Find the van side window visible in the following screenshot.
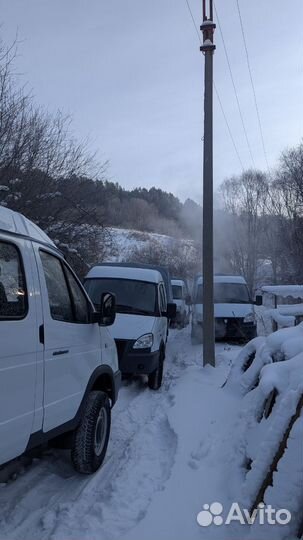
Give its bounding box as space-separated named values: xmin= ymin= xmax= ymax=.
xmin=64 ymin=265 xmax=90 ymax=324
xmin=0 ymin=241 xmax=27 ymax=319
xmin=159 ymin=284 xmax=167 ymax=313
xmin=40 ymin=251 xmax=74 ymax=323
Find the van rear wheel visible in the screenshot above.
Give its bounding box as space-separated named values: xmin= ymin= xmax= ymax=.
xmin=71 ymin=391 xmax=111 ymax=474
xmin=148 ymin=353 xmax=164 ymax=390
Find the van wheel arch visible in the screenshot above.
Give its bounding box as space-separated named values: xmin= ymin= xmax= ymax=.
xmin=84 ymin=365 xmax=116 ymax=407
xmin=91 ymin=373 xmax=113 ymax=404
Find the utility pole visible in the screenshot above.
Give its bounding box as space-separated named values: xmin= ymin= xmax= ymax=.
xmin=201 ymin=0 xmax=216 ymax=367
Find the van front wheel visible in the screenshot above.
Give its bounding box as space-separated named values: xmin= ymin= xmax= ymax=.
xmin=71 ymin=391 xmax=111 ymax=474
xmin=148 ymin=353 xmax=164 ymax=390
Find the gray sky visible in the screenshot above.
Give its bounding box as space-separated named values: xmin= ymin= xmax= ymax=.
xmin=1 ymin=0 xmax=303 ymax=201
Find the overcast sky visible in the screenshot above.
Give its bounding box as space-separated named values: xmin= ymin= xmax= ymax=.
xmin=1 ymin=0 xmax=303 ymax=202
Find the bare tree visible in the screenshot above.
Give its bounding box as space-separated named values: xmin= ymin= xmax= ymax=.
xmin=0 ymin=38 xmax=111 ymax=276
xmin=220 ymin=170 xmax=269 ymax=292
xmin=271 ymin=142 xmax=303 ymax=282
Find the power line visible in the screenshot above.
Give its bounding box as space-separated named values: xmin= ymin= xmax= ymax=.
xmin=214 ymin=2 xmax=256 ymax=169
xmin=235 ymin=0 xmax=270 ymax=172
xmin=184 ymin=0 xmax=244 ymax=172
xmin=185 ymin=0 xmax=201 ymax=43
xmin=214 ymin=82 xmax=244 ymax=171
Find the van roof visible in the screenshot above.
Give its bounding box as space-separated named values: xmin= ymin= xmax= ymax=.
xmin=171 ymin=279 xmax=185 ymax=287
xmin=92 ymin=262 xmax=173 ymax=301
xmin=86 ymin=265 xmax=163 ymax=284
xmin=196 ymin=275 xmax=247 ymax=285
xmin=0 ymin=206 xmax=55 ymax=247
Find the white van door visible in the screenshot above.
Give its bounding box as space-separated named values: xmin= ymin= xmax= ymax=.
xmin=0 ymin=236 xmax=39 ymax=464
xmin=34 ymin=247 xmax=102 ymax=432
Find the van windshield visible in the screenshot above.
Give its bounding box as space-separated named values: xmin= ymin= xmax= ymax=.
xmin=215 ymin=283 xmax=251 ymax=303
xmin=195 ymin=283 xmax=251 ymax=304
xmin=172 ymin=285 xmax=183 ymax=300
xmin=84 ymin=278 xmax=157 ymax=316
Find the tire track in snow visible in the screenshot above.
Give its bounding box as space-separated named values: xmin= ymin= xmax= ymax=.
xmin=42 ymin=352 xmax=182 ymax=540
xmin=45 ymin=414 xmax=177 ymax=540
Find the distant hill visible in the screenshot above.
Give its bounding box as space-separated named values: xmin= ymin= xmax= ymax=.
xmin=101 ymin=227 xmax=201 ymax=280
xmin=0 ymin=170 xmax=202 ymax=278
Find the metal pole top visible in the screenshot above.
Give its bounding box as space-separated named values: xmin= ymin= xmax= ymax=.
xmin=200 ymin=3 xmax=216 ymax=53
xmin=203 ymin=0 xmax=214 ymax=22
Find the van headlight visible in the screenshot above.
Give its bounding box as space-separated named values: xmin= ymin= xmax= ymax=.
xmin=244 ymin=312 xmax=255 ymax=323
xmin=133 ymin=333 xmax=153 ymax=349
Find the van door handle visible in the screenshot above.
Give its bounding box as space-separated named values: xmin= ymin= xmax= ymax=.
xmin=53 ymin=350 xmax=69 ymax=356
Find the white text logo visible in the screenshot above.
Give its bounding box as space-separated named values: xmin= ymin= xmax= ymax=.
xmin=197 ymin=502 xmax=291 ymax=527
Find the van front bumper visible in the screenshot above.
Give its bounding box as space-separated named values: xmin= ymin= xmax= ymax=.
xmin=215 ymin=318 xmax=257 ymax=341
xmin=114 ymin=339 xmax=160 ymax=375
xmin=192 ymin=319 xmax=256 ymax=342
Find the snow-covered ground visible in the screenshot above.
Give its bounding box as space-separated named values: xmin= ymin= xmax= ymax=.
xmin=1 ymin=326 xmax=300 ymax=540
xmin=0 ymin=329 xmax=243 ymax=540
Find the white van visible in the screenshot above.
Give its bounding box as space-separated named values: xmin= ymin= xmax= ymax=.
xmin=171 ymin=279 xmax=191 ymax=327
xmin=0 ymin=207 xmax=120 ymax=474
xmin=191 ymin=275 xmax=258 ymax=343
xmin=84 ymin=265 xmax=176 ymax=390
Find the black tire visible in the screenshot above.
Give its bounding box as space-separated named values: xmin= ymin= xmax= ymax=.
xmin=71 ymin=391 xmax=111 ymax=474
xmin=148 ymin=353 xmax=164 ymax=390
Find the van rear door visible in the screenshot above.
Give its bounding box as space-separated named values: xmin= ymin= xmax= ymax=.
xmin=0 ymin=236 xmax=39 ymax=464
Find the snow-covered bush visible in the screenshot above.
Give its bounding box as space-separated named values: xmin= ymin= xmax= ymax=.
xmin=225 ymin=337 xmax=270 ymax=396
xmin=225 ymin=325 xmax=303 ymax=539
xmin=226 ymin=323 xmax=303 ymax=396
xmin=240 ymin=356 xmax=303 ymax=539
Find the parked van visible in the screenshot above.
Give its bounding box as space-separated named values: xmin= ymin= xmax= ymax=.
xmin=191 ymin=275 xmax=257 ymax=343
xmin=0 ymin=207 xmax=120 ymax=474
xmin=84 ymin=265 xmax=176 ymax=390
xmin=171 ymin=279 xmax=191 ymax=327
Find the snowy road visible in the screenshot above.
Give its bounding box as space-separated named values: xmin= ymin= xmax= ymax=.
xmin=0 ymin=329 xmax=242 ymax=540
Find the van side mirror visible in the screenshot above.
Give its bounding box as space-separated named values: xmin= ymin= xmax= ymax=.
xmin=100 ymin=292 xmax=116 ymax=326
xmin=255 ymin=295 xmax=263 ymax=306
xmin=185 ymin=295 xmax=192 ymax=306
xmin=164 ymin=302 xmax=177 ymax=319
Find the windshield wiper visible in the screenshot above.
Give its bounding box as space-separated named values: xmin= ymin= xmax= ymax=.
xmin=116 ymin=304 xmax=153 ymax=316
